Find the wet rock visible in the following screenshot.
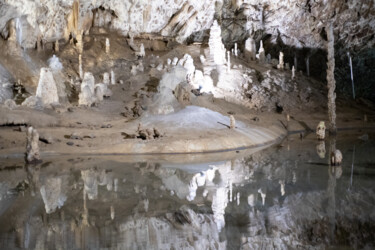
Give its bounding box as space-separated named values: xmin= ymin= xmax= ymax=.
xmin=66 ymin=141 xmax=74 ymax=146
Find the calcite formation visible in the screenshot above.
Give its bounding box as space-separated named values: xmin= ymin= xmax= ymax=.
xmin=258 ymin=40 xmax=265 ymax=63
xmin=26 ymin=126 xmax=40 ymax=163
xmin=316 ymin=121 xmax=326 ymax=140
xmin=277 ymin=52 xmax=284 ymax=70
xmin=79 ymin=72 xmax=96 ymax=106
xmin=330 ymin=149 xmax=343 ymax=166
xmin=36 ymin=68 xmax=59 ymax=106
xmin=229 ymin=115 xmax=235 ymax=129
xmin=244 ymin=38 xmax=256 ymax=61
xmin=208 ymin=21 xmax=226 ymax=65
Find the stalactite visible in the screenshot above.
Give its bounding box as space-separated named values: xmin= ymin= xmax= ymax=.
xmin=326 ymin=22 xmax=337 ymax=134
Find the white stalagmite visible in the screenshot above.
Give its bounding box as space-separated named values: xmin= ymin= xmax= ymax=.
xmin=229 ymin=115 xmax=235 ymax=129
xmin=316 ymin=121 xmax=326 ymax=140
xmin=227 ymin=51 xmax=230 ymax=72
xmin=258 ymin=40 xmax=265 ymax=63
xmin=292 ymin=66 xmax=296 ymax=79
xmin=244 ymin=38 xmax=256 ymax=61
xmin=36 ymin=68 xmax=59 ymax=106
xmin=277 ymin=52 xmax=284 ymax=70
xmin=103 ymin=72 xmax=110 ymax=85
xmin=26 ymin=126 xmax=40 ymax=163
xmin=136 ymin=43 xmax=145 ymax=58
xmin=111 ymin=70 xmax=115 ymax=85
xmin=79 ymin=54 xmax=83 ymax=79
xmin=79 ymin=72 xmax=96 ymax=106
xmin=208 ymin=20 xmax=226 ymax=65
xmin=105 ymin=38 xmax=110 ymax=54
xmin=234 ymin=43 xmax=238 ymax=56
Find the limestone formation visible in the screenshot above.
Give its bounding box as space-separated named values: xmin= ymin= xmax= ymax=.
xmin=79 ymin=54 xmax=83 ymax=79
xmin=111 ymin=70 xmax=115 ymax=85
xmin=292 ymin=66 xmax=295 ymax=79
xmin=330 ymin=149 xmax=343 ymax=166
xmin=136 ymin=43 xmax=145 ymax=58
xmin=258 ymin=40 xmax=265 ymax=63
xmin=182 ymin=54 xmax=195 ymax=82
xmin=208 ymin=20 xmax=226 ymax=65
xmin=277 ymin=52 xmax=284 ymax=70
xmin=103 ymin=72 xmax=110 ymax=85
xmin=229 ymin=115 xmax=235 ymax=129
xmin=244 ymin=38 xmax=256 ymax=61
xmin=316 ymin=121 xmax=326 ymax=140
xmin=36 ymin=68 xmax=59 ymax=106
xmin=105 ymin=38 xmax=110 ymax=54
xmin=79 ymin=72 xmax=96 ymax=106
xmin=234 ymin=43 xmax=238 ymax=57
xmin=55 ymin=40 xmax=59 ymax=52
xmin=326 ymin=22 xmax=337 ymax=134
xmin=26 ymin=126 xmax=40 ymax=163
xmin=227 ymin=51 xmax=230 ymax=72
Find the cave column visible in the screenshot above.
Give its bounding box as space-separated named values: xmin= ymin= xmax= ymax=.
xmin=326 ymin=22 xmax=337 ymax=134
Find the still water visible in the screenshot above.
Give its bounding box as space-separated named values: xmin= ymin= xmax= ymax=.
xmin=0 ymin=133 xmax=374 ymax=249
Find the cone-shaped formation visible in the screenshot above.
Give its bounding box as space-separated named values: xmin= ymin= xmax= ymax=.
xmin=36 ymin=68 xmax=59 ymax=106
xmin=258 ymin=40 xmax=265 ymax=63
xmin=209 ymin=20 xmax=226 ymax=65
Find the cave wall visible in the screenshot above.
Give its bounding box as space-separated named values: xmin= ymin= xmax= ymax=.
xmin=0 ymin=0 xmax=374 ymax=101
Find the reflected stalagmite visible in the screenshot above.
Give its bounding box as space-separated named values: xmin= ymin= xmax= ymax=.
xmin=26 ymin=127 xmax=40 ymax=163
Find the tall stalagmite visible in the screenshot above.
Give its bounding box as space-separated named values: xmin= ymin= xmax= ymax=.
xmin=326 ymin=22 xmax=337 ymax=134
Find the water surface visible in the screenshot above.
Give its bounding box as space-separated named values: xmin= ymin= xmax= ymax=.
xmin=0 ymin=133 xmax=374 ymax=249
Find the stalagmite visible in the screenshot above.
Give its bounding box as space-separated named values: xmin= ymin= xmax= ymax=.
xmin=55 ymin=40 xmax=59 ymax=52
xmin=316 ymin=121 xmax=326 ymax=140
xmin=277 ymin=52 xmax=284 ymax=70
xmin=258 ymin=40 xmax=265 ymax=63
xmin=103 ymin=72 xmax=110 ymax=85
xmin=136 ymin=43 xmax=145 ymax=58
xmin=111 ymin=70 xmax=115 ymax=85
xmin=244 ymin=38 xmax=256 ymax=61
xmin=229 ymin=115 xmax=235 ymax=129
xmin=105 ymin=38 xmax=110 ymax=54
xmin=234 ymin=43 xmax=238 ymax=56
xmin=227 ymin=51 xmax=230 ymax=72
xmin=208 ymin=20 xmax=226 ymax=65
xmin=331 ymin=149 xmax=343 ymax=166
xmin=326 ymin=22 xmax=337 ymax=134
xmin=292 ymin=66 xmax=295 ymax=79
xmin=36 ymin=68 xmax=59 ymax=106
xmin=26 ymin=127 xmax=40 ymax=163
xmin=79 ymin=54 xmax=83 ymax=79
xmin=79 ymin=72 xmax=96 ymax=106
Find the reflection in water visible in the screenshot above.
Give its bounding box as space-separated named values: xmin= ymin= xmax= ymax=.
xmin=0 ymin=134 xmax=375 ymax=249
